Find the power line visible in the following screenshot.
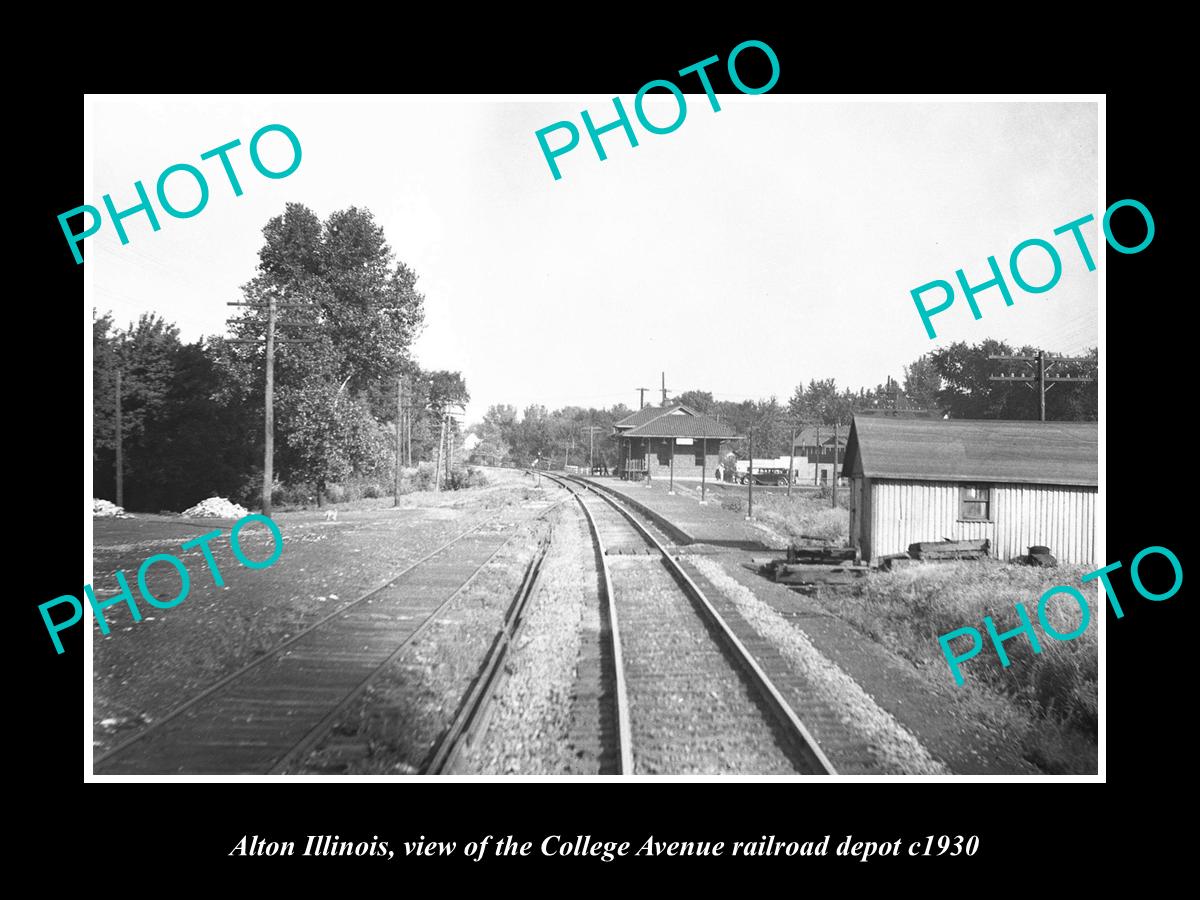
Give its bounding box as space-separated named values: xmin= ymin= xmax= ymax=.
xmin=988 ymin=350 xmax=1095 ymax=421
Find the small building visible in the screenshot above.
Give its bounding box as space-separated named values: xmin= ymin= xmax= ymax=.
xmin=791 ymin=425 xmax=849 ymax=486
xmin=841 ymin=416 xmax=1098 ymax=565
xmin=613 ymin=404 xmax=738 ymax=480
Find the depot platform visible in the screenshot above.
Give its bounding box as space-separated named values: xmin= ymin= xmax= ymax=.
xmin=579 ymin=475 xmax=771 ymax=550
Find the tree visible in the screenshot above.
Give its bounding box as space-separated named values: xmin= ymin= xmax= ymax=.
xmin=221 ymin=204 xmax=429 ymax=495
xmin=286 ymin=381 xmax=383 ymax=502
xmin=751 ymin=396 xmax=789 ymax=456
xmin=928 ymin=339 xmax=1023 ymax=419
xmin=903 ymin=354 xmax=942 ymax=411
xmin=93 ymin=312 xmax=250 ymax=510
xmin=924 ymin=340 xmax=1097 ymax=420
xmin=787 ymin=383 xmax=805 ymax=419
xmin=673 ymin=390 xmax=714 ymax=412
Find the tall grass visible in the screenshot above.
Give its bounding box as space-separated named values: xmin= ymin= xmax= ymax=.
xmin=744 ymin=489 xmax=849 ymax=544
xmin=839 ymin=560 xmax=1097 ymax=773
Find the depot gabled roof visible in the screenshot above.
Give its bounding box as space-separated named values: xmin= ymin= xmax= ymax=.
xmin=613 ymin=404 xmax=689 ymax=430
xmin=842 ymin=416 xmax=1097 ymax=486
xmin=622 ymin=406 xmax=739 ymax=440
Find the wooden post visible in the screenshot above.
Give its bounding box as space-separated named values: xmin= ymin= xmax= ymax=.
xmin=645 ymin=440 xmax=651 ymax=486
xmin=263 ymin=292 xmax=276 ymax=517
xmin=1038 ymin=349 xmax=1046 ymax=422
xmin=814 ymin=424 xmax=821 ymax=485
xmin=115 ymin=366 xmax=124 ymax=508
xmin=668 ymin=438 xmax=675 ymax=493
xmin=787 ymin=425 xmax=795 ymax=499
xmin=746 ymin=428 xmax=754 ymax=520
xmin=398 ymin=379 xmax=408 ymax=508
xmin=832 ymin=422 xmax=840 ymax=509
xmin=433 ymin=413 xmax=447 ymax=492
xmin=700 ymin=438 xmax=707 ymax=504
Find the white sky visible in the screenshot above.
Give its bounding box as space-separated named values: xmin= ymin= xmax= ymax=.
xmin=87 ymin=96 xmax=1098 ymax=424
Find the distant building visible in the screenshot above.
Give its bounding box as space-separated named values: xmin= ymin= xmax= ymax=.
xmin=840 ymin=416 xmax=1098 ymax=565
xmin=613 ymin=404 xmax=738 ymax=480
xmin=791 ymin=426 xmax=849 ymax=486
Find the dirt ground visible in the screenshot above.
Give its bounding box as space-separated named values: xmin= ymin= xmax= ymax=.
xmin=91 ymin=470 xmax=554 ymax=753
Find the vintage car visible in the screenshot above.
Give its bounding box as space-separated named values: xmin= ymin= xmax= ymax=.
xmin=740 ymin=467 xmax=790 ymax=486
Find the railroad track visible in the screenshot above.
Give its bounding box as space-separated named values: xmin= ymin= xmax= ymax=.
xmin=94 ymin=502 xmax=562 ymax=775
xmin=543 ymin=472 xmax=836 ymax=775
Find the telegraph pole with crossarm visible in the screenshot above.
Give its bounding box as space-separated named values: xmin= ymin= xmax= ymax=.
xmin=226 ymin=288 xmax=319 ymax=516
xmin=988 ymin=350 xmax=1095 ymax=421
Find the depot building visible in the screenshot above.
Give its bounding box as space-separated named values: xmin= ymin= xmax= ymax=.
xmin=612 ymin=404 xmax=739 ymax=480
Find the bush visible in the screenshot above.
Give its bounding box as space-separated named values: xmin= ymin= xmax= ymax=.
xmin=840 ymin=560 xmax=1097 ymax=772
xmin=275 ymin=483 xmax=314 ymax=507
xmin=411 ymin=464 xmax=436 ymax=492
xmin=721 ymin=497 xmax=744 ymax=513
xmin=445 ymin=466 xmax=489 ymax=491
xmin=362 ymin=483 xmax=382 ymax=499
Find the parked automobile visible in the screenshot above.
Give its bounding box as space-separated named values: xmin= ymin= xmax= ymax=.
xmin=740 ymin=467 xmax=790 ymax=486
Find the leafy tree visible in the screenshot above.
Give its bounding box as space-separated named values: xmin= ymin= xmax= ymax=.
xmin=903 ymin=354 xmax=942 ymax=410
xmin=222 ymin=204 xmax=428 ymax=494
xmin=786 ymin=383 xmax=805 ymax=419
xmin=925 ymin=340 xmax=1097 ymax=420
xmin=673 ymin=390 xmax=714 ymax=412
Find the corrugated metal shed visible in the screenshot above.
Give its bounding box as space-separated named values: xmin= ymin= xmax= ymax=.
xmin=843 ymin=417 xmax=1097 ymax=486
xmin=864 ymin=480 xmax=1096 ymax=564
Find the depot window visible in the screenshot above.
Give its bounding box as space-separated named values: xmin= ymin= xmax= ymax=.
xmin=959 ymin=486 xmax=991 ymax=521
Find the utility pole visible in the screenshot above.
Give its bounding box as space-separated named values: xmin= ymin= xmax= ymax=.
xmin=637 ymin=387 xmax=649 ymax=409
xmin=581 ymin=425 xmax=604 ymax=474
xmin=988 ymin=351 xmax=1095 ymax=421
xmin=227 ymin=290 xmax=318 ymax=516
xmin=394 ymin=376 xmax=402 ymax=506
xmin=433 ymin=413 xmax=447 ymax=492
xmin=263 ymin=292 xmax=275 ymax=516
xmin=114 ymin=366 xmax=123 ymax=508
xmin=814 ymin=424 xmax=821 ymax=486
xmin=787 ymin=425 xmax=796 ymax=499
xmin=746 ymin=428 xmax=754 ymax=520
xmin=405 ymin=387 xmax=413 ymax=467
xmin=832 ymin=422 xmax=840 ymax=510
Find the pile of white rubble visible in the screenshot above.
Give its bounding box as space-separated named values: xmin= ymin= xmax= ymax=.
xmin=181 ymin=497 xmax=251 ymax=518
xmin=93 ymin=498 xmax=132 ymax=518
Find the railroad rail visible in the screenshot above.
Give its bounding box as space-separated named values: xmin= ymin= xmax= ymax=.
xmin=94 ymin=503 xmax=562 ymax=775
xmin=542 ymin=471 xmax=836 ymax=775
xmin=423 ymin=532 xmax=552 ymax=774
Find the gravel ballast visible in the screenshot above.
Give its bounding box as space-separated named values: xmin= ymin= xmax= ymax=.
xmin=689 ymin=556 xmax=947 ymax=775
xmin=463 ymin=505 xmax=589 ymax=775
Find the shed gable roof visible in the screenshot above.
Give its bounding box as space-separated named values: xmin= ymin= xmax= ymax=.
xmin=843 ymin=416 xmax=1097 ymax=486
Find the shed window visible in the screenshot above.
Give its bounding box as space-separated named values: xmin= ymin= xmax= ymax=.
xmin=959 ymin=486 xmax=991 ymax=521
